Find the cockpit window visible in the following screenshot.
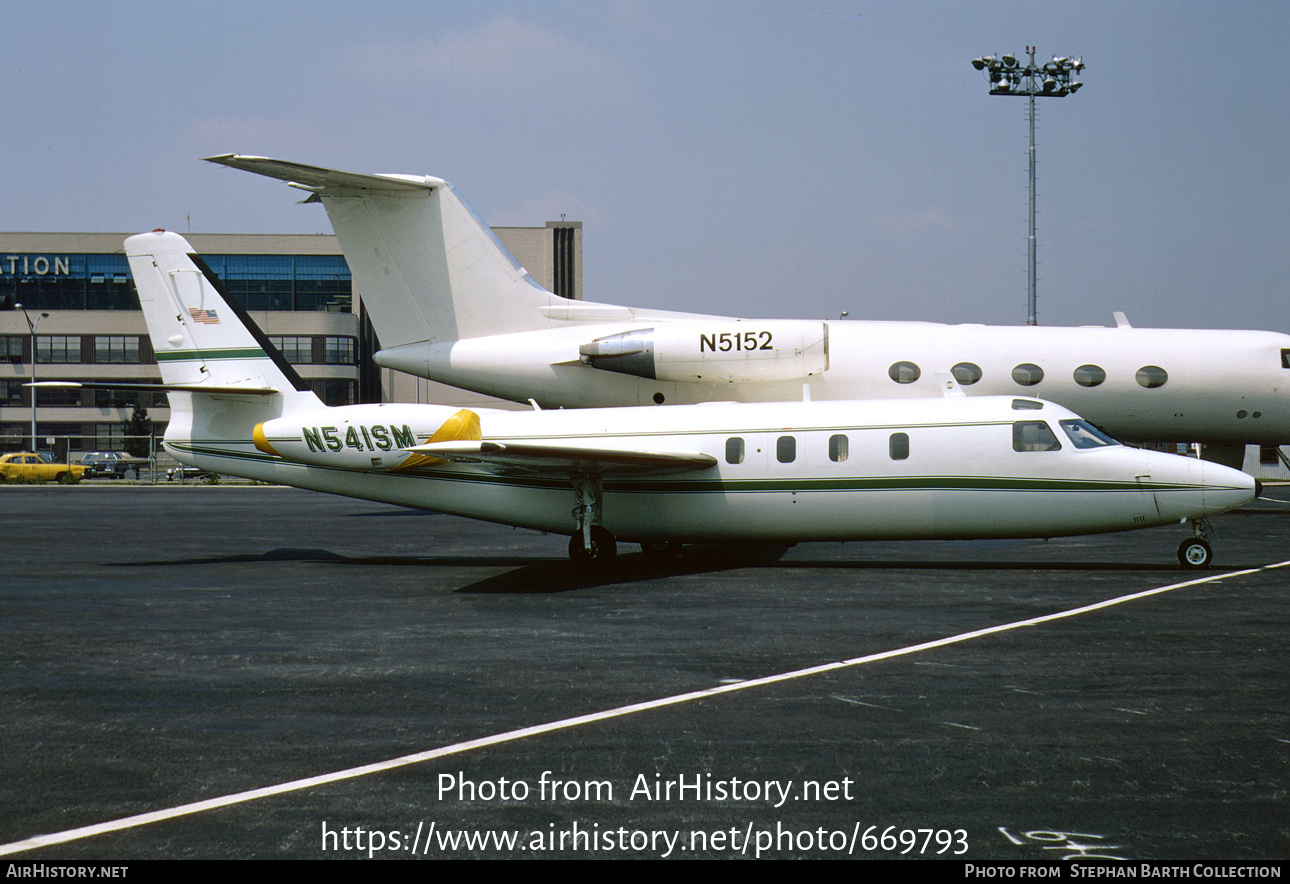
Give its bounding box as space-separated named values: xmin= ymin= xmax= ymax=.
xmin=1059 ymin=419 xmax=1118 ymax=449
xmin=1281 ymin=348 xmax=1289 ymax=369
xmin=1013 ymin=421 xmax=1062 ymax=452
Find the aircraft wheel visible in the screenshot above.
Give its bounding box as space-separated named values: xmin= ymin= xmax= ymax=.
xmin=569 ymin=526 xmax=617 ymax=566
xmin=1178 ymin=538 xmax=1212 ymax=569
xmin=640 ymin=540 xmax=681 ymax=559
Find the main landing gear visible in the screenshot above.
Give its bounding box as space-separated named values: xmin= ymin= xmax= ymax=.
xmin=569 ymin=525 xmax=617 ymax=565
xmin=569 ymin=473 xmax=617 ymax=566
xmin=1177 ymin=517 xmax=1214 ymax=569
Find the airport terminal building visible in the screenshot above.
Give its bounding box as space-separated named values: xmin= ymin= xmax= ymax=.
xmin=0 ymin=224 xmax=581 ymax=454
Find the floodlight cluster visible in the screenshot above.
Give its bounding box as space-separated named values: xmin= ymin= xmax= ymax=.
xmin=969 ymin=45 xmax=1085 ymax=325
xmin=972 ymin=47 xmax=1084 ymax=97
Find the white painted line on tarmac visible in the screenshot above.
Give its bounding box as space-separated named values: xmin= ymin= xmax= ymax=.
xmin=4 ymin=557 xmax=1287 ymax=856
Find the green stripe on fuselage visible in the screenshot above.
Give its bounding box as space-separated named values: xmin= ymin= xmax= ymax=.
xmin=155 ymin=348 xmax=267 ymax=362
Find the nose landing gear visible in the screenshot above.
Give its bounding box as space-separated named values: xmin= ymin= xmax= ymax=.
xmin=1178 ymin=517 xmax=1214 ymax=569
xmin=1177 ymin=537 xmax=1212 ymax=569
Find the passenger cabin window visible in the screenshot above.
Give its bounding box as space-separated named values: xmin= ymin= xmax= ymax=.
xmin=1282 ymin=349 xmax=1290 ymax=369
xmin=725 ymin=437 xmax=744 ymax=464
xmin=1013 ymin=421 xmax=1062 ymax=452
xmin=1072 ymin=364 xmax=1106 ymax=387
xmin=829 ymin=434 xmax=849 ymax=462
xmin=1136 ymin=365 xmax=1168 ymax=388
xmin=951 ymin=362 xmax=982 ymax=385
xmin=1060 ymin=419 xmax=1118 ymax=449
xmin=889 ymin=432 xmax=909 ymax=460
xmin=777 ymin=435 xmax=796 ymax=463
xmin=1012 ymin=363 xmax=1044 ymax=386
xmin=888 ymin=361 xmax=921 ymax=384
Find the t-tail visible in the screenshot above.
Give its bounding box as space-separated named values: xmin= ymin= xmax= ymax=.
xmin=203 ymin=155 xmax=577 ymax=347
xmin=203 ymin=155 xmax=711 ymax=362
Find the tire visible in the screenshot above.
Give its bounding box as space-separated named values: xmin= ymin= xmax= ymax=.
xmin=1178 ymin=538 xmax=1212 ymax=569
xmin=569 ymin=526 xmax=617 ymax=566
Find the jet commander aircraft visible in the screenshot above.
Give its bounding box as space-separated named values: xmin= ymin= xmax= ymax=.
xmin=45 ymin=231 xmax=1253 ymax=569
xmin=206 ymin=155 xmax=1290 ymax=471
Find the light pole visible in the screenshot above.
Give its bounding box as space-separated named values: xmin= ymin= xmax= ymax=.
xmin=16 ymin=303 xmax=49 ymax=451
xmin=972 ymin=47 xmax=1084 ymax=326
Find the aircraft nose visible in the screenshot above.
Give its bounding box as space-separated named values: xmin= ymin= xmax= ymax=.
xmin=1197 ymin=458 xmax=1258 ymax=515
xmin=1148 ymin=452 xmax=1255 ymax=522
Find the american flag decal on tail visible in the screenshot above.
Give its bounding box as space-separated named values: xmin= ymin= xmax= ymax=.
xmin=188 ymin=307 xmax=220 ymax=324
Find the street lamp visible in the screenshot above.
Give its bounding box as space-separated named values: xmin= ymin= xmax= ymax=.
xmin=15 ymin=303 xmax=49 ymax=451
xmin=971 ymin=47 xmax=1084 ymax=326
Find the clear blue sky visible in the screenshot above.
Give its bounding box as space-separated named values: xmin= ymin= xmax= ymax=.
xmin=4 ymin=1 xmax=1286 ymax=330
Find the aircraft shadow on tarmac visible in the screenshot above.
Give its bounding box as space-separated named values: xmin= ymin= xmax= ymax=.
xmin=454 ymin=551 xmax=1232 ymax=594
xmin=111 ymin=542 xmax=1220 ymax=595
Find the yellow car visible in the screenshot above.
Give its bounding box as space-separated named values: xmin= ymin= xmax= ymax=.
xmin=0 ymin=452 xmax=87 ymax=483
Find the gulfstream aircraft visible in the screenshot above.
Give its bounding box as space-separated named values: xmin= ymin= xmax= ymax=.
xmin=64 ymin=230 xmax=1253 ymax=569
xmin=205 ymin=155 xmax=1290 ymax=470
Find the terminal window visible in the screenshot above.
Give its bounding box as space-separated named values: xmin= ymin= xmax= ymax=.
xmin=37 ymin=335 xmax=81 ymax=363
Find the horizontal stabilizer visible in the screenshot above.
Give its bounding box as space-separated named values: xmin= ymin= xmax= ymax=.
xmin=409 ymin=440 xmax=717 ymax=476
xmin=29 ymin=381 xmax=279 ymax=396
xmin=204 ymin=155 xmax=439 ymax=194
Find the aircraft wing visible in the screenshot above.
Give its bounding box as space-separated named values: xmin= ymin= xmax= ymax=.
xmin=408 ymin=440 xmax=717 ymax=476
xmin=204 ymin=155 xmax=436 ymax=194
xmin=28 ymin=381 xmax=279 ymax=395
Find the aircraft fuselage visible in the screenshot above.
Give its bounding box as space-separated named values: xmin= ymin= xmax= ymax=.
xmin=374 ymin=320 xmax=1290 ymax=446
xmin=168 ymin=395 xmax=1253 ymax=544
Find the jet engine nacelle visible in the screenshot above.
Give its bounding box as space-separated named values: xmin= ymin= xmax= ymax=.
xmin=578 ymin=321 xmax=829 ymax=383
xmin=251 ymin=404 xmax=480 ymax=471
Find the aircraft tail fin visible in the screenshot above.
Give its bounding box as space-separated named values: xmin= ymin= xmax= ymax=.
xmin=204 ymin=155 xmax=565 ymax=347
xmin=125 ymin=230 xmax=322 ymax=412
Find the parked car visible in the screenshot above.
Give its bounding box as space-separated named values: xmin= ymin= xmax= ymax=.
xmin=79 ymin=451 xmax=129 ymax=478
xmin=0 ymin=452 xmax=87 ymax=483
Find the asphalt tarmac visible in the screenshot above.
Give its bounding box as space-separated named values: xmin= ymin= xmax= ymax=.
xmin=1 ymin=485 xmax=1286 ymax=860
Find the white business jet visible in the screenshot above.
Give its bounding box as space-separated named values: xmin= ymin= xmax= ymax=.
xmin=51 ymin=231 xmax=1254 ymax=569
xmin=205 ymin=155 xmax=1290 ymax=471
